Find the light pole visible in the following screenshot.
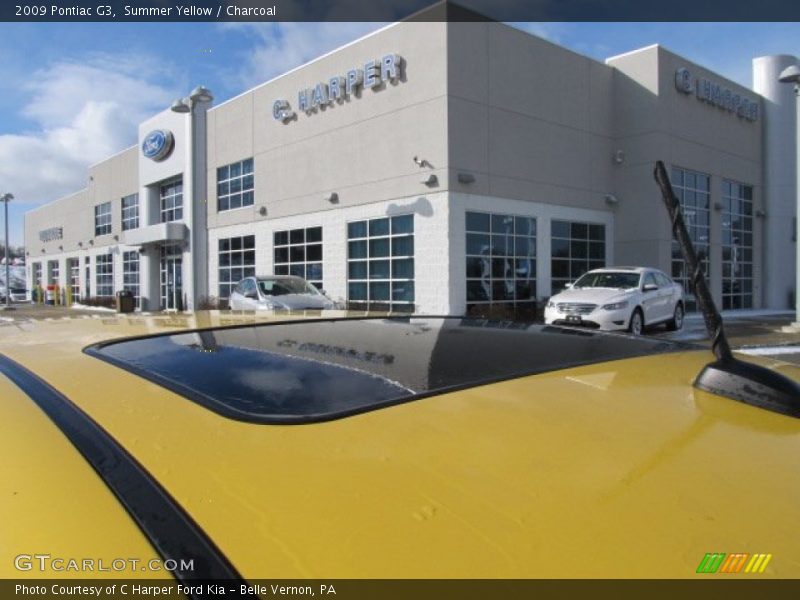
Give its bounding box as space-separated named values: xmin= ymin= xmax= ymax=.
xmin=170 ymin=86 xmax=213 ymax=312
xmin=0 ymin=192 xmax=13 ymax=310
xmin=778 ymin=64 xmax=800 ymax=327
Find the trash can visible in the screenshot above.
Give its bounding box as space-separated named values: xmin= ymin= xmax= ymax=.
xmin=116 ymin=290 xmax=135 ymax=313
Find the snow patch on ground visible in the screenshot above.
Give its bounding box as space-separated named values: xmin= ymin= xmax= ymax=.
xmin=737 ymin=345 xmax=800 ymax=356
xmin=70 ymin=303 xmax=117 ymax=313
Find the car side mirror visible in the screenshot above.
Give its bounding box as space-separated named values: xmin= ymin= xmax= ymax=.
xmin=643 ymin=283 xmax=658 ymax=292
xmin=564 ymin=282 xmax=573 ymax=289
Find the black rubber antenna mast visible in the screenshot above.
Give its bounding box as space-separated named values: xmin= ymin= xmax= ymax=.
xmin=654 ymin=160 xmax=799 ymax=417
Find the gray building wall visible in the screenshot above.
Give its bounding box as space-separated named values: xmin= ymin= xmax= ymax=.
xmin=207 ymin=21 xmax=449 ymax=228
xmin=608 ymin=46 xmax=763 ymax=307
xmin=446 ymin=21 xmax=614 ymax=210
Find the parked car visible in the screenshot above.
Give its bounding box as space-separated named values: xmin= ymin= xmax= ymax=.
xmin=0 ymin=286 xmax=27 ymax=303
xmin=544 ymin=267 xmax=684 ymax=334
xmin=228 ymin=275 xmax=337 ymax=311
xmin=0 ymin=314 xmax=798 ymax=582
xmin=0 ymin=265 xmax=27 ymax=303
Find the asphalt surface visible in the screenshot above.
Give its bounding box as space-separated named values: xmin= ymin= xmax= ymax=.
xmin=2 ymin=303 xmax=799 ymax=365
xmin=651 ymin=312 xmax=800 ymax=365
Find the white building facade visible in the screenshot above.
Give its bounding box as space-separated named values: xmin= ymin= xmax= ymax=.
xmin=24 ymin=21 xmax=799 ymax=316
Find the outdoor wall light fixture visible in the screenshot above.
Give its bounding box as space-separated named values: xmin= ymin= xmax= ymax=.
xmin=714 ymin=201 xmax=725 ymax=211
xmin=170 ymin=98 xmax=191 ymax=113
xmin=258 ymin=206 xmax=268 ymax=216
xmin=422 ymin=174 xmax=438 ymax=187
xmin=755 ymin=209 xmax=767 ymax=218
xmin=612 ymin=150 xmax=625 ymax=165
xmin=325 ymin=192 xmax=339 ymax=204
xmin=171 ymin=86 xmax=214 ymax=114
xmin=78 ymin=242 xmax=83 ymax=247
xmin=457 ymin=172 xmax=476 ymax=184
xmin=413 ymin=156 xmax=432 ymax=168
xmin=604 ymin=194 xmax=619 ymax=206
xmin=189 ymin=86 xmax=214 ymax=103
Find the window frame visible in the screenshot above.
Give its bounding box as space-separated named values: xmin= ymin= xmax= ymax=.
xmin=346 ymin=214 xmax=415 ymax=312
xmin=670 ymin=166 xmax=711 ymax=312
xmin=273 ymin=226 xmax=323 ymax=289
xmin=159 ymin=178 xmax=183 ymax=223
xmin=217 ymin=158 xmax=255 ymax=212
xmin=94 ymin=202 xmax=112 ymax=236
xmin=550 ymin=219 xmax=606 ymax=295
xmin=122 ymin=250 xmax=141 ymax=309
xmin=95 ymin=253 xmax=114 ymax=298
xmin=218 ymin=235 xmax=256 ymax=302
xmin=121 ymin=193 xmax=139 ymax=231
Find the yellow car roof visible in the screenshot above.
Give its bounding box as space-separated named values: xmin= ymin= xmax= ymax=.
xmin=2 ymin=314 xmax=799 ymax=579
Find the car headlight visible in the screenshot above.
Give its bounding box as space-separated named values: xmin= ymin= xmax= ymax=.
xmin=602 ymin=301 xmax=629 ymax=311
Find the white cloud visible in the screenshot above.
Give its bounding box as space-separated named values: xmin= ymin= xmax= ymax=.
xmin=222 ymin=22 xmax=386 ymax=90
xmin=508 ymin=22 xmax=566 ymax=45
xmin=0 ymin=53 xmax=180 ymax=205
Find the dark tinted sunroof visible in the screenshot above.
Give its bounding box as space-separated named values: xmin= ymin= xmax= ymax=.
xmin=86 ymin=317 xmax=684 ymax=424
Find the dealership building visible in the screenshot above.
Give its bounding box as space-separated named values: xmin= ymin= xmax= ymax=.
xmin=24 ymin=19 xmax=799 ymax=315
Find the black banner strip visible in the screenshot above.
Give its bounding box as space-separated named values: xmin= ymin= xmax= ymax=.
xmin=2 ymin=0 xmax=799 ymax=23
xmin=0 ymin=354 xmax=254 ymax=598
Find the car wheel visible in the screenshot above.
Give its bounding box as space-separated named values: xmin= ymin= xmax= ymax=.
xmin=628 ymin=308 xmax=644 ymax=336
xmin=667 ymin=302 xmax=684 ymax=331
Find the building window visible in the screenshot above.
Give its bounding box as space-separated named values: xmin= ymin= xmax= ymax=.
xmin=123 ymin=251 xmax=140 ymax=309
xmin=121 ymin=193 xmax=139 ymax=231
xmin=551 ymin=220 xmax=606 ymax=295
xmin=32 ymin=262 xmax=42 ymax=288
xmin=47 ymin=260 xmax=59 ymax=285
xmin=94 ymin=202 xmax=112 ymax=236
xmin=347 ymin=214 xmax=414 ymax=312
xmin=160 ymin=178 xmax=183 ymax=223
xmin=218 ymin=235 xmax=256 ymax=302
xmin=217 ymin=158 xmax=254 ymax=212
xmin=670 ymin=167 xmax=710 ymax=312
xmin=722 ymin=180 xmax=754 ymax=310
xmin=95 ymin=254 xmax=114 ymax=298
xmin=465 ymin=212 xmax=537 ymax=317
xmin=67 ymin=258 xmax=80 ymax=301
xmin=274 ymin=226 xmax=323 ymax=289
xmin=84 ymin=257 xmax=91 ymax=298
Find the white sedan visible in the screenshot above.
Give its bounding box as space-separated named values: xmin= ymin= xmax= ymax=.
xmin=229 ymin=275 xmax=337 ymax=311
xmin=544 ymin=267 xmax=684 ymax=335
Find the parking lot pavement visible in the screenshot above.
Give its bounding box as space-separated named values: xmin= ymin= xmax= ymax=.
xmin=0 ymin=303 xmax=115 ymax=321
xmin=3 ymin=304 xmax=799 ymax=366
xmin=652 ymin=312 xmax=800 ymax=366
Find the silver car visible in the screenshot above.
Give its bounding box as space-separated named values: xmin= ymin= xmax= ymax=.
xmin=228 ymin=275 xmax=337 ymax=311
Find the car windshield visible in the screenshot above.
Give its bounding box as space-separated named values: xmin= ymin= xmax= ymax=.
xmin=572 ymin=272 xmax=641 ymax=290
xmin=258 ymin=278 xmax=319 ymax=296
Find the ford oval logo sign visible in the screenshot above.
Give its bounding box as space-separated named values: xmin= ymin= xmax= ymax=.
xmin=142 ymin=129 xmax=174 ymax=161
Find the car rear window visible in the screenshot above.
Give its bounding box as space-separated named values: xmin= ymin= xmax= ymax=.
xmin=86 ymin=317 xmax=685 ymax=424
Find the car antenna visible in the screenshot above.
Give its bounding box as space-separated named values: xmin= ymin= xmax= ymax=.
xmin=653 ymin=160 xmax=799 ymax=417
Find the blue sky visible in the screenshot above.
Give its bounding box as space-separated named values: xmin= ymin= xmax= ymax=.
xmin=0 ymin=21 xmax=797 ymax=246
